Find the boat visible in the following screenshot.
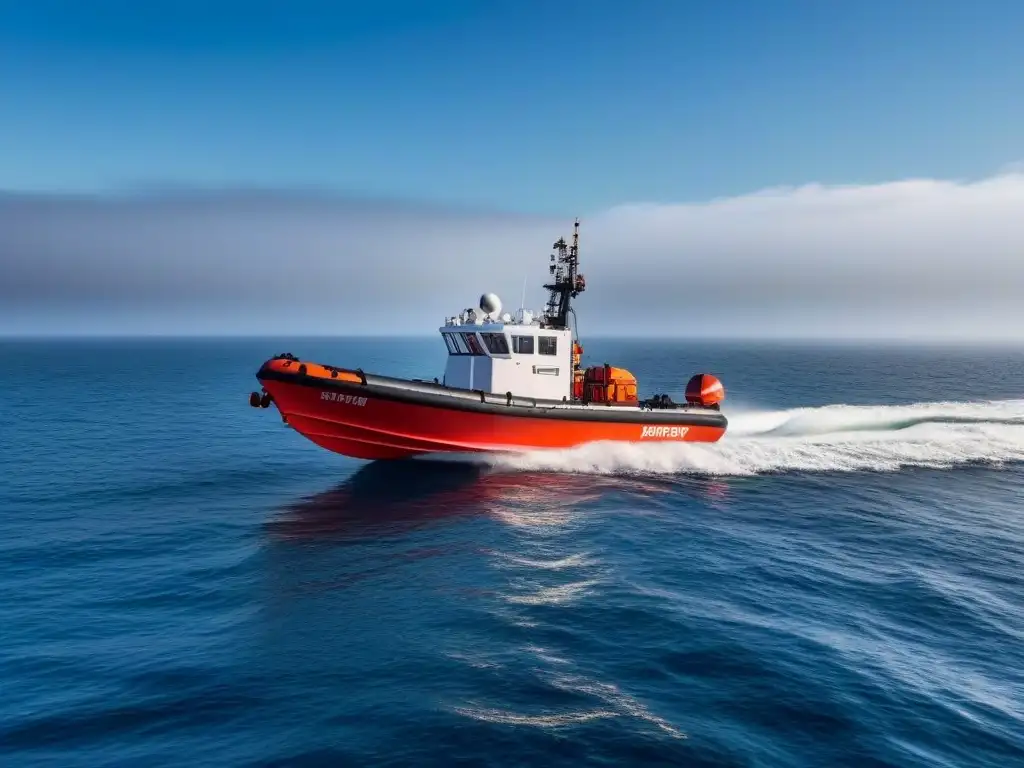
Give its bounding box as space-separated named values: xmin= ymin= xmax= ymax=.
xmin=249 ymin=219 xmax=727 ymax=460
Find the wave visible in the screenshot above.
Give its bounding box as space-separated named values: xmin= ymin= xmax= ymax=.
xmin=479 ymin=399 xmax=1024 ymax=476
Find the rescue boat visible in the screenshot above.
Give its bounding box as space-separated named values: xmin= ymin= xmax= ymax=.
xmin=250 ymin=220 xmax=727 ymax=460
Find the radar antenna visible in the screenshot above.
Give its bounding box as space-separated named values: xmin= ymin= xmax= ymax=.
xmin=541 ymin=218 xmax=586 ymax=329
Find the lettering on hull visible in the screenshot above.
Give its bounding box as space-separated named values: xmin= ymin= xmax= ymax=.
xmin=640 ymin=425 xmax=690 ymax=439
xmin=321 ymin=391 xmax=368 ymax=406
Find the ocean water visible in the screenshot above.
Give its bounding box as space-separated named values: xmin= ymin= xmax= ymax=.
xmin=2 ymin=337 xmax=1024 ymax=767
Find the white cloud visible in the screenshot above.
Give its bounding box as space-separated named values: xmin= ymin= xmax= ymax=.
xmin=2 ymin=171 xmax=1024 ymax=339
xmin=583 ymin=172 xmax=1024 ymax=339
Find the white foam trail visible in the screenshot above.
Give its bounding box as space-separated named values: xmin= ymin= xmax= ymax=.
xmin=452 ymin=705 xmax=617 ymax=728
xmin=548 ymin=674 xmax=687 ymax=739
xmin=496 ymin=552 xmax=596 ymax=570
xmin=481 ymin=399 xmax=1024 ymax=476
xmin=505 ymin=579 xmax=601 ymax=606
xmin=523 ymin=644 xmax=571 ymax=665
xmin=489 ymin=507 xmax=580 ymax=528
xmin=451 ymin=678 xmax=685 ymax=738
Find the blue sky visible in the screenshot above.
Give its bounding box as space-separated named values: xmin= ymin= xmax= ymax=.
xmin=3 ymin=1 xmax=1024 ymax=339
xmin=2 ymin=0 xmax=1022 ymax=213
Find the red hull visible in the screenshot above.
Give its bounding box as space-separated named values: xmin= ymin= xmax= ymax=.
xmin=256 ymin=359 xmax=727 ymax=461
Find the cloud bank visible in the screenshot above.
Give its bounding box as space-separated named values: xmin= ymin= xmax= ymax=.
xmin=2 ymin=172 xmax=1024 ymax=339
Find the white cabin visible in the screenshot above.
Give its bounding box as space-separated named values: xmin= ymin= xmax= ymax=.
xmin=439 ymin=307 xmax=574 ymax=401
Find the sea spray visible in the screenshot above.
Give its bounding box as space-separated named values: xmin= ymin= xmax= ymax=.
xmin=445 ymin=399 xmax=1024 ymax=476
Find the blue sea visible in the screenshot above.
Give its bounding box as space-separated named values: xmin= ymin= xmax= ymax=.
xmin=3 ymin=337 xmax=1024 ymax=767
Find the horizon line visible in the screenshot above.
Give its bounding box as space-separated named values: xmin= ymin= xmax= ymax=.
xmin=3 ymin=332 xmax=1024 ymax=348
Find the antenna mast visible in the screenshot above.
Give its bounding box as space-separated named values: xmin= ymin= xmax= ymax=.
xmin=542 ymin=218 xmax=585 ymax=329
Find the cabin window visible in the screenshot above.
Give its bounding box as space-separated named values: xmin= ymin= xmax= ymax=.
xmin=462 ymin=332 xmax=485 ymax=355
xmin=538 ymin=336 xmax=558 ymax=356
xmin=452 ymin=333 xmax=471 ymax=354
xmin=512 ymin=335 xmax=534 ymax=354
xmin=442 ymin=332 xmax=460 ymax=355
xmin=481 ymin=332 xmax=510 ymax=355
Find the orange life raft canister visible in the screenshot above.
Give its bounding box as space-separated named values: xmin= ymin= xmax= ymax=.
xmin=584 ymin=365 xmax=638 ymax=404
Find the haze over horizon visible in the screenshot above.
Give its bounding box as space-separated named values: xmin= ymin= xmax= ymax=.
xmin=2 ymin=1 xmax=1023 ymax=340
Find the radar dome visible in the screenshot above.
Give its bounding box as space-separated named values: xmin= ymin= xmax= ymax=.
xmin=479 ymin=292 xmax=502 ymax=319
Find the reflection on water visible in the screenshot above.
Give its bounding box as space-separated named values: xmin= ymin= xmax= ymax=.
xmin=265 ymin=460 xmax=486 ymax=541
xmin=265 ymin=460 xmax=719 ymax=541
xmin=254 ymin=458 xmax=737 ymax=748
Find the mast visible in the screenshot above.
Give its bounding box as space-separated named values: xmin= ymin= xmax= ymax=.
xmin=541 ymin=218 xmax=586 ymax=329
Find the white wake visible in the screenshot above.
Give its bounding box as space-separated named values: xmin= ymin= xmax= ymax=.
xmin=481 ymin=399 xmax=1024 ymax=476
